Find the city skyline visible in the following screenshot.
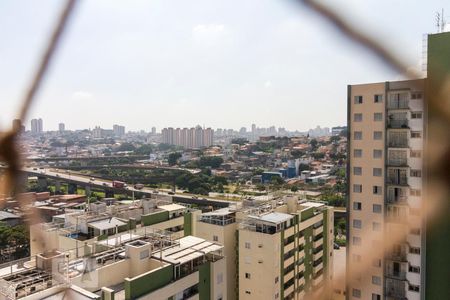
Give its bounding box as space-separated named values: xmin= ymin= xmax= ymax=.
xmin=1 ymin=1 xmax=447 ymax=131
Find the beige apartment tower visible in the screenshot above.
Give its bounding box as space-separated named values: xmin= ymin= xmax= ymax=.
xmin=347 ymin=79 xmax=425 ymax=300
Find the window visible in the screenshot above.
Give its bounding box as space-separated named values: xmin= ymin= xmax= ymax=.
xmin=372 ymin=294 xmax=381 ymax=300
xmin=372 ymin=222 xmax=381 ymax=231
xmin=373 ymin=204 xmax=382 ymax=213
xmin=410 ymin=228 xmax=421 ymax=235
xmin=410 ymin=150 xmax=422 ymax=158
xmin=353 ymin=167 xmax=362 ymax=175
xmin=409 ymin=265 xmax=420 ymax=273
xmin=372 ymin=276 xmax=381 ymax=285
xmin=244 ymin=256 xmax=251 ymax=264
xmin=410 ymin=189 xmax=421 ymax=196
xmin=245 ymin=242 xmax=251 ymax=249
xmin=411 ymin=92 xmax=423 ymax=99
xmin=374 ymin=112 xmax=383 ymax=121
xmin=275 ymin=276 xmax=279 ymax=283
xmin=354 ymin=149 xmax=362 ymax=157
xmin=245 ymin=272 xmax=251 ymax=279
xmin=275 ymin=292 xmax=279 ymax=299
xmin=411 ymin=131 xmax=422 ymax=138
xmin=354 ymin=113 xmax=363 ymax=122
xmin=410 ymin=169 xmax=422 ymax=177
xmin=245 ymin=291 xmax=251 ymax=295
xmin=373 ymin=131 xmax=383 ymax=140
xmin=373 ymin=186 xmax=382 ymax=195
xmin=373 ymin=149 xmax=382 ymax=158
xmin=354 ymin=96 xmax=363 ymax=104
xmin=410 ymin=247 xmax=421 ymax=255
xmin=373 ymin=168 xmax=382 ymax=177
xmin=374 ymin=94 xmax=383 ymax=103
xmin=409 ymin=284 xmax=420 ymax=292
xmin=353 ymin=219 xmax=362 ymax=229
xmin=411 ymin=111 xmax=423 ymax=119
xmin=354 ymin=131 xmax=363 ymax=140
xmin=353 ymin=184 xmax=362 ymax=193
xmin=352 ymin=236 xmax=362 ymax=246
xmin=352 ymin=288 xmax=361 ymax=298
xmin=353 ymin=202 xmax=362 ymax=210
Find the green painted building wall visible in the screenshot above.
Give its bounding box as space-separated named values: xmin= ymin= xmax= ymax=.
xmin=198 ymin=261 xmax=211 ymax=300
xmin=184 ymin=212 xmax=193 ymax=236
xmin=124 ymin=264 xmax=173 ymax=300
xmin=141 ymin=210 xmax=169 ymax=226
xmin=425 ymin=31 xmax=450 ymax=300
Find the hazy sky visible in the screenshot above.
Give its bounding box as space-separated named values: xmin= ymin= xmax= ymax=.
xmin=0 ymin=0 xmax=448 ymax=132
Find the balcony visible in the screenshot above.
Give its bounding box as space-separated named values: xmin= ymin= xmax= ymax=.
xmin=385 ymin=278 xmax=407 ymax=300
xmin=387 ymin=188 xmax=409 ymax=204
xmin=313 ymin=226 xmax=323 ymax=236
xmin=386 ymin=270 xmax=407 ymax=280
xmin=313 ymin=238 xmax=323 ymax=249
xmin=313 ymin=250 xmax=323 ymax=262
xmin=386 ymin=173 xmax=408 ymax=186
xmin=388 ymin=94 xmax=409 ymax=110
xmin=388 ymin=157 xmax=408 ymax=167
xmin=313 ymin=261 xmax=323 ymax=274
xmin=388 ymin=119 xmax=409 ymax=129
xmin=388 ymin=251 xmax=408 ymax=262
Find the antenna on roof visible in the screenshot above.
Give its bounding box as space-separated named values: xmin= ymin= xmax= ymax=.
xmin=436 ymin=11 xmax=441 ymax=33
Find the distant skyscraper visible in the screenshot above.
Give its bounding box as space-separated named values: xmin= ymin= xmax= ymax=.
xmin=92 ymin=126 xmax=103 ymax=138
xmin=113 ymin=124 xmax=125 ymax=136
xmin=30 ymin=118 xmax=43 ymax=134
xmin=151 ymin=127 xmax=156 ymax=134
xmin=161 ymin=126 xmax=214 ymax=148
xmin=58 ymin=123 xmax=65 ymax=133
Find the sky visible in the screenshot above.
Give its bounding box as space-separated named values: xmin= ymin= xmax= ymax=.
xmin=0 ymin=0 xmax=448 ymax=132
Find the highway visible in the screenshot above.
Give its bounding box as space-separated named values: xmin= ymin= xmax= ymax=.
xmin=21 ymin=167 xmax=233 ymax=208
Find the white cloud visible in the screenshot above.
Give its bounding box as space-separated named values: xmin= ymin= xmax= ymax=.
xmin=71 ymin=91 xmax=94 ymax=101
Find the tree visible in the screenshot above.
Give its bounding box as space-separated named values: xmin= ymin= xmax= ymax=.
xmin=312 ymin=152 xmax=325 ymax=160
xmin=309 ymin=138 xmax=318 ymax=150
xmin=168 ymin=152 xmax=182 ymax=166
xmin=115 ymin=142 xmax=136 ymax=152
xmin=291 ymin=150 xmax=305 ymax=158
xmin=198 ymin=156 xmax=223 ymax=168
xmin=330 ymin=135 xmax=340 ymax=143
xmin=298 ymin=164 xmax=310 ymax=172
xmin=135 ymin=144 xmax=153 ymax=155
xmin=231 ymin=138 xmax=248 ymax=145
xmin=290 ymin=186 xmax=299 ymax=192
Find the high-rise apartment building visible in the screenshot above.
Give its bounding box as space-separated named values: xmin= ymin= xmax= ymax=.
xmin=161 ymin=126 xmax=214 ymax=148
xmin=30 ymin=118 xmax=43 ymax=134
xmin=58 ymin=122 xmax=65 ymax=133
xmin=113 ymin=124 xmax=125 ymax=136
xmin=196 ymin=198 xmax=334 ymax=300
xmin=347 ymin=31 xmax=450 ymax=300
xmin=347 ymin=79 xmax=425 ymax=300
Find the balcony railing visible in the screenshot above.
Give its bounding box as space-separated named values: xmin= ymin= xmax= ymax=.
xmin=388 ymin=119 xmax=409 ymax=129
xmin=388 ymin=158 xmax=408 ymax=167
xmin=388 ymin=251 xmax=408 ymax=262
xmin=388 ymin=139 xmax=409 ymax=148
xmin=386 ymin=175 xmax=408 ymax=186
xmin=386 ymin=270 xmax=407 ymax=280
xmin=387 ymin=194 xmax=408 ymax=204
xmin=388 ymin=95 xmax=409 ymax=110
xmin=385 ymin=278 xmax=407 ymax=299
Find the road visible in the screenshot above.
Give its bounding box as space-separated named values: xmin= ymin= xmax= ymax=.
xmin=21 ymin=167 xmax=233 ymax=207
